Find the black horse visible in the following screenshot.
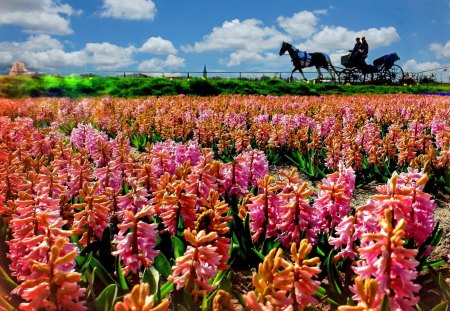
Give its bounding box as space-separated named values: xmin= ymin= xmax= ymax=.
xmin=279 ymin=41 xmax=337 ymax=82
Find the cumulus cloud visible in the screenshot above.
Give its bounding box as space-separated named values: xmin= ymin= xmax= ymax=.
xmin=0 ymin=35 xmax=87 ymax=70
xmin=300 ymin=26 xmax=400 ymax=53
xmin=0 ymin=35 xmax=145 ymax=72
xmin=84 ymin=42 xmax=136 ymax=70
xmin=0 ymin=0 xmax=79 ymax=35
xmin=182 ymin=19 xmax=289 ymax=53
xmin=402 ymin=59 xmax=443 ymax=73
xmin=139 ymin=37 xmax=177 ymax=54
xmin=277 ymin=11 xmax=319 ymax=39
xmin=182 ymin=10 xmax=400 ymax=69
xmin=402 ymin=59 xmax=450 ymax=82
xmin=137 ymin=55 xmax=185 ymax=71
xmin=429 ymin=41 xmax=450 ymax=58
xmin=22 ymin=49 xmax=88 ymax=69
xmin=101 ymin=0 xmax=156 ymax=20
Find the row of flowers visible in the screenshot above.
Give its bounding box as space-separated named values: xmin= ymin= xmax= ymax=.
xmin=0 ymin=95 xmax=449 ymax=176
xmin=0 ymin=116 xmax=447 ymax=310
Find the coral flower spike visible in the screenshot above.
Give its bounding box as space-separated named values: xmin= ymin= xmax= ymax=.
xmin=114 ymin=283 xmax=169 ymax=311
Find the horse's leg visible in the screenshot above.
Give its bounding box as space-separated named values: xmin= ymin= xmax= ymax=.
xmin=290 ymin=67 xmax=297 ymax=82
xmin=326 ymin=66 xmax=336 ymax=82
xmin=329 ymin=63 xmax=338 ymax=82
xmin=316 ymin=66 xmax=322 ymax=82
xmin=298 ymin=67 xmax=308 ymax=81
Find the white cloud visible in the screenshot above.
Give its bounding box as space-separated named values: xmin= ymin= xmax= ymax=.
xmin=277 ymin=11 xmax=319 ymax=39
xmin=402 ymin=59 xmax=443 ymax=73
xmin=139 ymin=37 xmax=177 ymax=54
xmin=300 ymin=26 xmax=400 ymax=53
xmin=84 ymin=43 xmax=136 ymax=70
xmin=429 ymin=41 xmax=450 ymax=58
xmin=0 ymin=35 xmax=87 ymax=70
xmin=22 ymin=49 xmax=88 ymax=69
xmin=182 ymin=10 xmax=401 ymax=70
xmin=137 ymin=55 xmax=185 ymax=71
xmin=101 ymin=0 xmax=156 ymax=20
xmin=225 ymin=50 xmax=266 ymax=67
xmin=21 ymin=34 xmax=63 ymax=51
xmin=402 ymin=59 xmax=449 ymax=82
xmin=0 ymin=0 xmax=79 ymax=35
xmin=182 ymin=19 xmax=289 ymax=53
xmin=0 ymin=35 xmax=144 ymax=72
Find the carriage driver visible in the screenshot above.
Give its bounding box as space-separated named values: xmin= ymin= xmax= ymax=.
xmin=349 ymin=37 xmax=361 ymax=63
xmin=360 ymin=37 xmax=369 ymax=60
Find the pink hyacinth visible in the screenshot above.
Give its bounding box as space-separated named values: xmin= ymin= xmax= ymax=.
xmin=93 ymin=160 xmax=123 ymax=194
xmin=116 ymin=183 xmax=151 ymax=218
xmin=247 ymin=174 xmax=281 ymax=242
xmin=7 ymin=192 xmax=61 ymax=281
xmin=11 ymin=213 xmax=86 ymax=311
xmin=186 ymin=148 xmax=219 ymax=200
xmin=360 ymin=169 xmax=435 ymax=247
xmin=150 ymin=140 xmax=201 ymax=175
xmin=276 ymin=172 xmax=317 ymax=247
xmin=169 ymin=229 xmax=221 ymax=294
xmin=313 ymin=162 xmax=355 ymax=231
xmin=112 ymin=205 xmax=159 ymax=277
xmin=353 ymin=209 xmax=420 ymax=311
xmin=221 ymin=148 xmax=268 ymax=197
xmin=328 ymin=214 xmax=363 ymax=261
xmin=240 ymin=148 xmax=269 ymax=190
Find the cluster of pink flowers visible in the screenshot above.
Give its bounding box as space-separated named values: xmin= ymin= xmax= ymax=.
xmin=245 ymin=162 xmax=356 ymax=247
xmin=0 ymin=100 xmax=446 ymax=311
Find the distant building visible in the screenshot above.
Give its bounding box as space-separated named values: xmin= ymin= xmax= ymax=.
xmin=8 ymin=61 xmax=41 ymax=76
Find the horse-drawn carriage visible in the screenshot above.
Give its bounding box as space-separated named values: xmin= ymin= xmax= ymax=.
xmin=338 ymin=52 xmax=404 ymax=85
xmin=279 ymin=41 xmax=404 ymax=85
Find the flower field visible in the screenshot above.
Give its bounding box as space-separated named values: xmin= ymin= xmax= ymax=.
xmin=0 ymin=94 xmax=449 ymax=310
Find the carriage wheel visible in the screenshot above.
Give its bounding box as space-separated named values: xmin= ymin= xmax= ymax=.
xmin=387 ymin=65 xmax=404 ymax=85
xmin=378 ymin=65 xmax=404 ymax=85
xmin=338 ymin=69 xmax=352 ymax=84
xmin=339 ymin=68 xmax=364 ymax=85
xmin=350 ymin=68 xmax=364 ymax=84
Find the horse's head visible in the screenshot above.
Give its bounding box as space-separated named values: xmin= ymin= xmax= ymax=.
xmin=279 ymin=41 xmax=290 ymax=55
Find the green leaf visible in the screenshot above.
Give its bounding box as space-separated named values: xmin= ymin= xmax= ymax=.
xmin=252 ymin=247 xmax=265 ymax=261
xmin=171 ymin=236 xmax=186 ymax=258
xmin=430 ymin=301 xmax=449 ymax=311
xmin=201 ymin=292 xmax=209 ymax=311
xmin=95 ymin=284 xmax=118 ymax=311
xmin=325 ymin=250 xmax=343 ymax=296
xmin=154 ymin=252 xmax=173 ymax=278
xmin=80 ymin=254 xmax=117 ymax=287
xmin=0 ymin=265 xmax=18 ymax=289
xmin=380 ymin=294 xmax=391 ymax=311
xmin=421 ymin=259 xmax=447 ymax=270
xmin=233 ymin=291 xmax=248 ymax=310
xmin=143 ymin=267 xmax=160 ymax=296
xmin=438 ymin=271 xmax=450 ymax=300
xmin=115 ymin=258 xmax=129 ymax=291
xmin=427 ymin=263 xmax=450 ymax=299
xmin=261 ymin=238 xmax=281 ymax=255
xmin=314 ymin=286 xmax=339 ymax=306
xmin=316 ymin=245 xmax=325 ymax=257
xmin=160 ymin=282 xmax=174 ymax=299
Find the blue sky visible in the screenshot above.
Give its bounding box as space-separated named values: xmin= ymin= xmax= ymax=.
xmin=0 ymin=0 xmax=449 ymax=79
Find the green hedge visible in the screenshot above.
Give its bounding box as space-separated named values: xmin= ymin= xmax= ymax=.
xmin=0 ymin=75 xmax=449 ymax=98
